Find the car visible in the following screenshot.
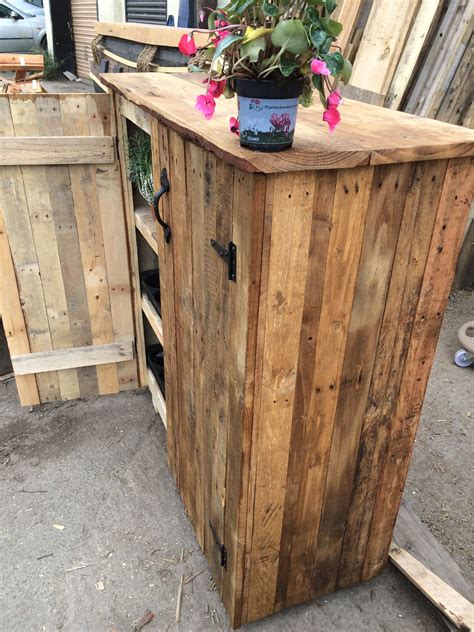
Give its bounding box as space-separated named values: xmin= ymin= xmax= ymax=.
xmin=0 ymin=0 xmax=46 ymax=52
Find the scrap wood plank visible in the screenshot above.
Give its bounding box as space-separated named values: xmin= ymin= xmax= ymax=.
xmin=390 ymin=547 xmax=474 ymax=630
xmin=385 ymin=0 xmax=443 ymax=110
xmin=349 ymin=0 xmax=422 ymax=98
xmin=405 ymin=0 xmax=473 ymax=117
xmin=11 ymin=337 xmax=134 ymax=375
xmin=334 ymin=0 xmax=365 ymax=56
xmin=95 ymin=21 xmax=209 ymax=48
xmin=0 ymin=136 xmax=115 ymax=165
xmin=0 ymin=53 xmax=44 ymax=71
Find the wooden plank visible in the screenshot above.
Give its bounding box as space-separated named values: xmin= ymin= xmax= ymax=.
xmin=119 ymin=96 xmax=151 ymax=134
xmin=390 ymin=548 xmax=474 ymax=630
xmin=405 ymin=0 xmax=473 ymax=117
xmin=147 ymin=367 xmax=167 ymax=428
xmin=96 ymin=21 xmax=209 ymax=48
xmin=312 ymin=162 xmax=414 ymax=598
xmin=0 ymin=209 xmax=39 ymax=405
xmin=60 ymin=95 xmax=119 ymax=395
xmin=100 ymin=73 xmax=474 ymax=174
xmin=86 ymin=94 xmax=138 ymax=392
xmin=337 ymin=159 xmax=448 ymax=590
xmin=142 ymin=293 xmax=163 ymax=344
xmin=223 ymin=170 xmax=267 ymax=629
xmin=0 ymin=136 xmax=115 ymax=165
xmin=115 ymin=95 xmax=147 ymax=387
xmin=363 ymin=158 xmax=472 ymax=582
xmin=245 ymin=171 xmax=318 ymax=621
xmin=12 ymin=337 xmax=134 ymax=375
xmin=393 ymin=501 xmax=473 ymax=602
xmin=135 ymin=204 xmax=158 ymax=254
xmin=334 ymin=0 xmax=365 ymax=55
xmin=6 ymin=95 xmax=61 ymax=401
xmin=385 ymin=0 xmax=443 ymax=110
xmin=349 ymin=0 xmax=422 ymax=97
xmin=435 ymin=33 xmax=473 ymax=125
xmin=0 ymin=53 xmax=44 ymax=71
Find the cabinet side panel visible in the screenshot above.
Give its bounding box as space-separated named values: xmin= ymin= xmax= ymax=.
xmin=223 ymin=170 xmax=267 ymax=629
xmin=337 ymin=159 xmax=448 ymax=588
xmin=362 ymin=157 xmax=472 ymax=580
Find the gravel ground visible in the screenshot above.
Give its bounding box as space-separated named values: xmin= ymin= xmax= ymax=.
xmin=0 ymin=290 xmax=472 ymax=631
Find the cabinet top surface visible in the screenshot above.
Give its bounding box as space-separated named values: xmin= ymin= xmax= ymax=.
xmin=103 ymin=73 xmax=474 ymax=174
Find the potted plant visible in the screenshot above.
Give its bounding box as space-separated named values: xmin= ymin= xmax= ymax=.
xmin=128 ymin=131 xmax=154 ymax=205
xmin=178 ymin=0 xmax=352 ymax=152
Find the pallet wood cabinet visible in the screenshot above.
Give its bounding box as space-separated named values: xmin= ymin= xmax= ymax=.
xmin=102 ymin=74 xmax=473 ymax=628
xmin=1 ymin=76 xmax=473 ymax=627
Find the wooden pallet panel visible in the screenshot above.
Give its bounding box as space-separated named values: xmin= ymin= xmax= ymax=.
xmin=0 ymin=93 xmax=137 ymax=405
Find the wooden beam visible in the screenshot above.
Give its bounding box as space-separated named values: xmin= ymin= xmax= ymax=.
xmin=95 ymin=21 xmax=209 ymax=48
xmin=0 ymin=53 xmax=44 ymax=71
xmin=11 ymin=337 xmax=135 ymax=375
xmin=0 ymin=136 xmax=115 ymax=165
xmin=147 ymin=368 xmax=167 ymax=428
xmin=390 ymin=548 xmax=474 ymax=630
xmin=142 ymin=293 xmax=163 ymax=344
xmin=334 ymin=0 xmax=364 ymax=56
xmin=119 ymin=95 xmax=152 ymax=134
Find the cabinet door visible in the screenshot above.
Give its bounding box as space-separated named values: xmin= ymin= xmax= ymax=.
xmin=151 ymin=120 xmax=266 ymax=627
xmin=0 ymin=93 xmax=138 ymax=405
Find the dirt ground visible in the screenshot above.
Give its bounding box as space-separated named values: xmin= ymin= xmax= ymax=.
xmin=0 ymin=290 xmax=472 ymax=632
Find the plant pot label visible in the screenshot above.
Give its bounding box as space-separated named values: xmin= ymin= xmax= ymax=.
xmin=238 ymin=96 xmax=299 ymax=149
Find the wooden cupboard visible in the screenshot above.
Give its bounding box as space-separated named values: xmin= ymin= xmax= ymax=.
xmin=1 ymin=75 xmax=473 ymax=627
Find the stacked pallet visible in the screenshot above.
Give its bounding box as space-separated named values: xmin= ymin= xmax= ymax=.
xmin=337 ymin=0 xmax=473 ymax=128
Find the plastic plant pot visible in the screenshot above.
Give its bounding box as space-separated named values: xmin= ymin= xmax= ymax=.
xmin=146 ymin=344 xmax=166 ymax=396
xmin=234 ymin=78 xmax=305 ymax=152
xmin=140 ymin=269 xmax=161 ymax=316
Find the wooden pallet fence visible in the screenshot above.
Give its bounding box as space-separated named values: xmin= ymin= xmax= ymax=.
xmin=0 ymin=93 xmax=138 ymax=405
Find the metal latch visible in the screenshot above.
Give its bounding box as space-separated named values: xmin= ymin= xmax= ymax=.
xmin=210 ymin=240 xmax=237 ymax=282
xmin=209 ymin=521 xmax=227 ymax=569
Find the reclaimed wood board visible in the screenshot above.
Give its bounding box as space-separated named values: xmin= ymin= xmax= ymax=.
xmin=140 ymin=93 xmax=472 ymax=625
xmin=101 ymin=73 xmax=474 ymax=174
xmin=0 ymin=93 xmax=138 ymax=405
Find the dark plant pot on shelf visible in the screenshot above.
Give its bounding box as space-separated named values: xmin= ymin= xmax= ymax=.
xmin=146 ymin=344 xmax=165 ymax=396
xmin=140 ymin=269 xmax=161 ymax=317
xmin=234 ymin=78 xmax=305 ymax=152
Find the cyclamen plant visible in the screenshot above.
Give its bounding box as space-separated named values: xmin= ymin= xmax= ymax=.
xmin=178 ymin=0 xmax=352 ymax=133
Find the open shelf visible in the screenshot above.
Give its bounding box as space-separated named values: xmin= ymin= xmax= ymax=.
xmin=141 ymin=292 xmax=163 ymax=344
xmin=147 ymin=368 xmax=167 ymax=429
xmin=135 ymin=203 xmax=158 ymax=255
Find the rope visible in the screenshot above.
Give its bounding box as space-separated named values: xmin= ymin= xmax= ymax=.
xmin=136 ymin=45 xmax=158 ymax=72
xmin=91 ymin=35 xmax=104 ymax=64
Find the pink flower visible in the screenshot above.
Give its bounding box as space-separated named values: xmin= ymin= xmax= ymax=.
xmin=327 ymin=90 xmax=342 ymax=107
xmin=323 ymin=106 xmax=341 ymax=132
xmin=310 ymin=59 xmax=331 ymax=76
xmin=213 ymin=21 xmax=231 ymax=44
xmin=229 ymin=117 xmax=239 ymax=136
xmin=206 ymin=79 xmax=225 ymax=99
xmin=195 ymin=94 xmax=216 ymax=120
xmin=178 ymin=34 xmax=197 ymax=56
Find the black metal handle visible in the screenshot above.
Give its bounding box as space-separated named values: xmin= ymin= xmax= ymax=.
xmin=153 ymin=168 xmax=171 ymax=243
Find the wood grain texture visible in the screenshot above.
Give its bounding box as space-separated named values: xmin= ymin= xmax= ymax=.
xmin=0 ymin=136 xmax=115 ymax=165
xmin=0 ymin=93 xmax=137 ymax=405
xmin=95 ymin=21 xmax=209 ymax=48
xmin=101 ymin=73 xmax=474 ymax=174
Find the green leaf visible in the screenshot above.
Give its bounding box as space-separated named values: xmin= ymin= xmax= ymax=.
xmin=223 ymin=82 xmax=235 ymax=99
xmin=280 ymin=56 xmax=300 ymax=77
xmin=213 ymin=33 xmax=244 ymax=59
xmin=341 ymin=57 xmax=352 ymax=84
xmin=263 ymin=2 xmax=279 ymax=16
xmin=325 ymin=0 xmax=337 ymax=16
xmin=299 ymin=81 xmax=314 ymax=107
xmin=310 ymin=28 xmax=330 ymax=50
xmin=306 ymin=7 xmax=321 ymax=24
xmin=235 ymin=0 xmax=256 ymax=15
xmin=321 ymin=17 xmax=343 ymax=37
xmin=271 ymin=19 xmax=309 ymax=55
xmin=324 ymin=51 xmax=344 ymax=75
xmin=240 ymin=36 xmax=266 ymax=62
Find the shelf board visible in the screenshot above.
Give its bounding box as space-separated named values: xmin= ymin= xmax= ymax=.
xmin=141 ymin=293 xmax=163 ymax=344
xmin=135 ymin=203 xmax=158 ymax=254
xmin=147 ymin=368 xmax=167 ymax=428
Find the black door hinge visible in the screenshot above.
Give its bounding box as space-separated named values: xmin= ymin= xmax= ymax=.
xmin=210 ymin=240 xmax=237 ymax=282
xmin=209 ymin=521 xmax=227 ymax=569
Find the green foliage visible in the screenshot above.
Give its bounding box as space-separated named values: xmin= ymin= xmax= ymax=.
xmin=128 ymin=132 xmax=154 ymax=205
xmin=30 ymin=47 xmax=64 ymax=80
xmin=187 ymin=0 xmax=352 ymax=106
